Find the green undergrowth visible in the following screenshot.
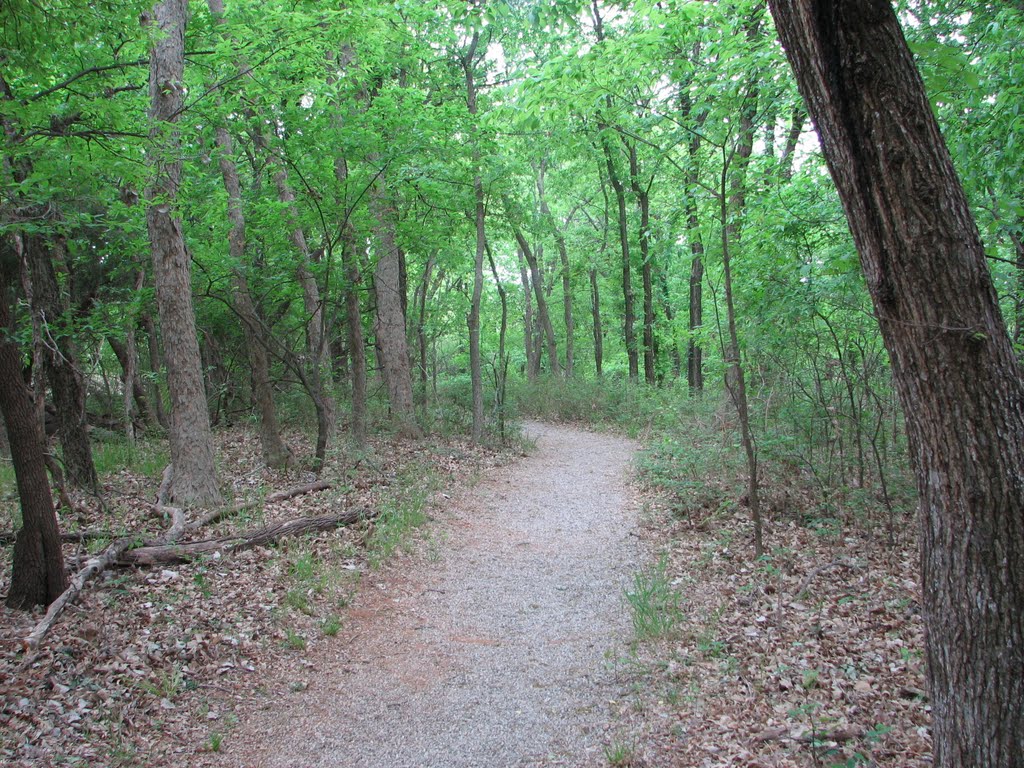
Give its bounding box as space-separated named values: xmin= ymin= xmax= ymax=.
xmin=511 ymin=375 xmax=691 ymax=437
xmin=366 ymin=463 xmax=440 ymax=568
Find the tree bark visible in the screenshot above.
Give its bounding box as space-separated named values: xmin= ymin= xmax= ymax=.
xmin=683 ymin=112 xmax=706 ymax=393
xmin=108 ymin=335 xmax=156 ymax=429
xmin=769 ymin=2 xmax=1024 ymax=765
xmin=144 ymin=0 xmax=221 ymax=507
xmin=0 ymin=253 xmax=68 ymax=609
xmin=142 ymin=314 xmax=169 ymax=429
xmin=368 ymin=176 xmax=420 ymax=438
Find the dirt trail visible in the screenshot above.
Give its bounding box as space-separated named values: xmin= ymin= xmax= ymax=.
xmin=216 ymin=422 xmax=640 ymax=768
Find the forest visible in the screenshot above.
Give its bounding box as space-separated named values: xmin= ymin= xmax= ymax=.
xmin=1 ymin=0 xmax=1022 ymax=766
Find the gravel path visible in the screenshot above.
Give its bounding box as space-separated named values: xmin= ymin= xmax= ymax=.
xmin=218 ymin=422 xmax=641 ymax=768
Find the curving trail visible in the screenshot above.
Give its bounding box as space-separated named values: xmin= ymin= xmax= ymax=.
xmin=217 ymin=422 xmax=640 ymax=768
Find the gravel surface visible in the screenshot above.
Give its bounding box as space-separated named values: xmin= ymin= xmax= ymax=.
xmin=214 ymin=421 xmax=641 ymax=768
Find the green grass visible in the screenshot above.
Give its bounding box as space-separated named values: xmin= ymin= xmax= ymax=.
xmin=366 ymin=467 xmax=437 ymax=568
xmin=625 ymin=555 xmax=684 ymax=640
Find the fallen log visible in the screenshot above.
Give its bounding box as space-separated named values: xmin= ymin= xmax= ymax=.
xmin=121 ymin=508 xmax=374 ymax=566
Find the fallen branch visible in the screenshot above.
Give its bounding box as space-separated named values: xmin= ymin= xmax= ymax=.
xmin=23 ymin=536 xmax=138 ymax=654
xmin=184 ymin=479 xmax=331 ymax=532
xmin=751 ymin=724 xmax=866 ymax=745
xmin=23 ymin=466 xmax=184 ymax=656
xmin=792 ymin=558 xmax=859 ymax=599
xmin=120 ymin=508 xmax=373 ymax=566
xmin=20 ymin=477 xmax=336 ymax=653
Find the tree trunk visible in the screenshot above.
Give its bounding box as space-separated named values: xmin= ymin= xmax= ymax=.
xmin=21 ymin=232 xmax=98 ymax=489
xmin=685 ymin=144 xmax=706 ymax=393
xmin=144 ymin=0 xmax=221 ymax=507
xmin=213 ymin=124 xmax=291 ymax=469
xmin=415 ymin=254 xmax=435 ymax=407
xmin=207 ymin=0 xmax=290 ymax=468
xmin=590 ymin=266 xmax=603 ymax=377
xmin=486 ymin=241 xmax=509 ymax=441
xmin=657 ymin=265 xmax=681 ymax=378
xmin=628 ymin=143 xmax=657 ymax=385
xmin=601 ymin=140 xmax=638 ymax=380
xmin=0 ymin=253 xmax=68 ymax=609
xmin=519 ymin=253 xmax=539 ymax=381
xmin=462 ymin=32 xmax=487 ymax=442
xmin=339 ymin=203 xmax=367 ymax=446
xmin=368 ymin=176 xmax=419 ymax=438
xmin=142 ymin=314 xmax=169 ymax=429
xmin=779 ymin=104 xmax=805 ymax=181
xmin=537 ymin=161 xmax=575 ymax=377
xmin=509 ymin=215 xmax=560 ymax=377
xmin=770 ymin=2 xmax=1024 ymax=765
xmin=107 ymin=334 xmax=156 ymax=428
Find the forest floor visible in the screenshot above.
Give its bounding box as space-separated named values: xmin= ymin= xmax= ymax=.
xmin=0 ymin=419 xmax=931 ymax=767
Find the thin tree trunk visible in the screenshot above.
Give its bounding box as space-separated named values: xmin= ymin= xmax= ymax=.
xmin=142 ymin=314 xmax=168 ymax=428
xmin=21 ymin=232 xmax=98 ymax=489
xmin=519 ymin=252 xmax=539 ymax=381
xmin=779 ymin=104 xmax=805 ymax=181
xmin=415 ymin=254 xmax=434 ymax=406
xmin=628 ymin=142 xmax=657 ymax=384
xmin=207 ymin=0 xmax=290 ymax=468
xmin=681 ymin=86 xmax=706 ymax=393
xmin=720 ymin=66 xmax=764 ymax=558
xmin=508 ymin=217 xmax=560 ymax=378
xmin=462 ymin=31 xmax=487 ymax=442
xmin=657 ymin=265 xmax=682 ymax=378
xmin=601 ymin=140 xmax=638 ymax=380
xmin=212 ymin=123 xmax=291 ymax=468
xmin=537 ymin=161 xmax=574 ymax=377
xmin=144 ymin=0 xmax=221 ymax=507
xmin=486 ymin=241 xmax=509 ymax=441
xmin=0 ymin=253 xmax=68 ymax=609
xmin=590 ymin=266 xmax=603 ymax=377
xmin=770 ymin=3 xmax=1024 ymax=764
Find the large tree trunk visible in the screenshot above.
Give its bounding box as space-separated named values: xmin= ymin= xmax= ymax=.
xmin=144 ymin=0 xmax=221 ymax=507
xmin=0 ymin=253 xmax=68 ymax=609
xmin=368 ymin=177 xmax=419 ymax=438
xmin=769 ymin=3 xmax=1024 ymax=765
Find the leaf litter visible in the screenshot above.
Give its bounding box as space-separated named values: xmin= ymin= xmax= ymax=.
xmin=613 ymin=461 xmax=931 ymax=767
